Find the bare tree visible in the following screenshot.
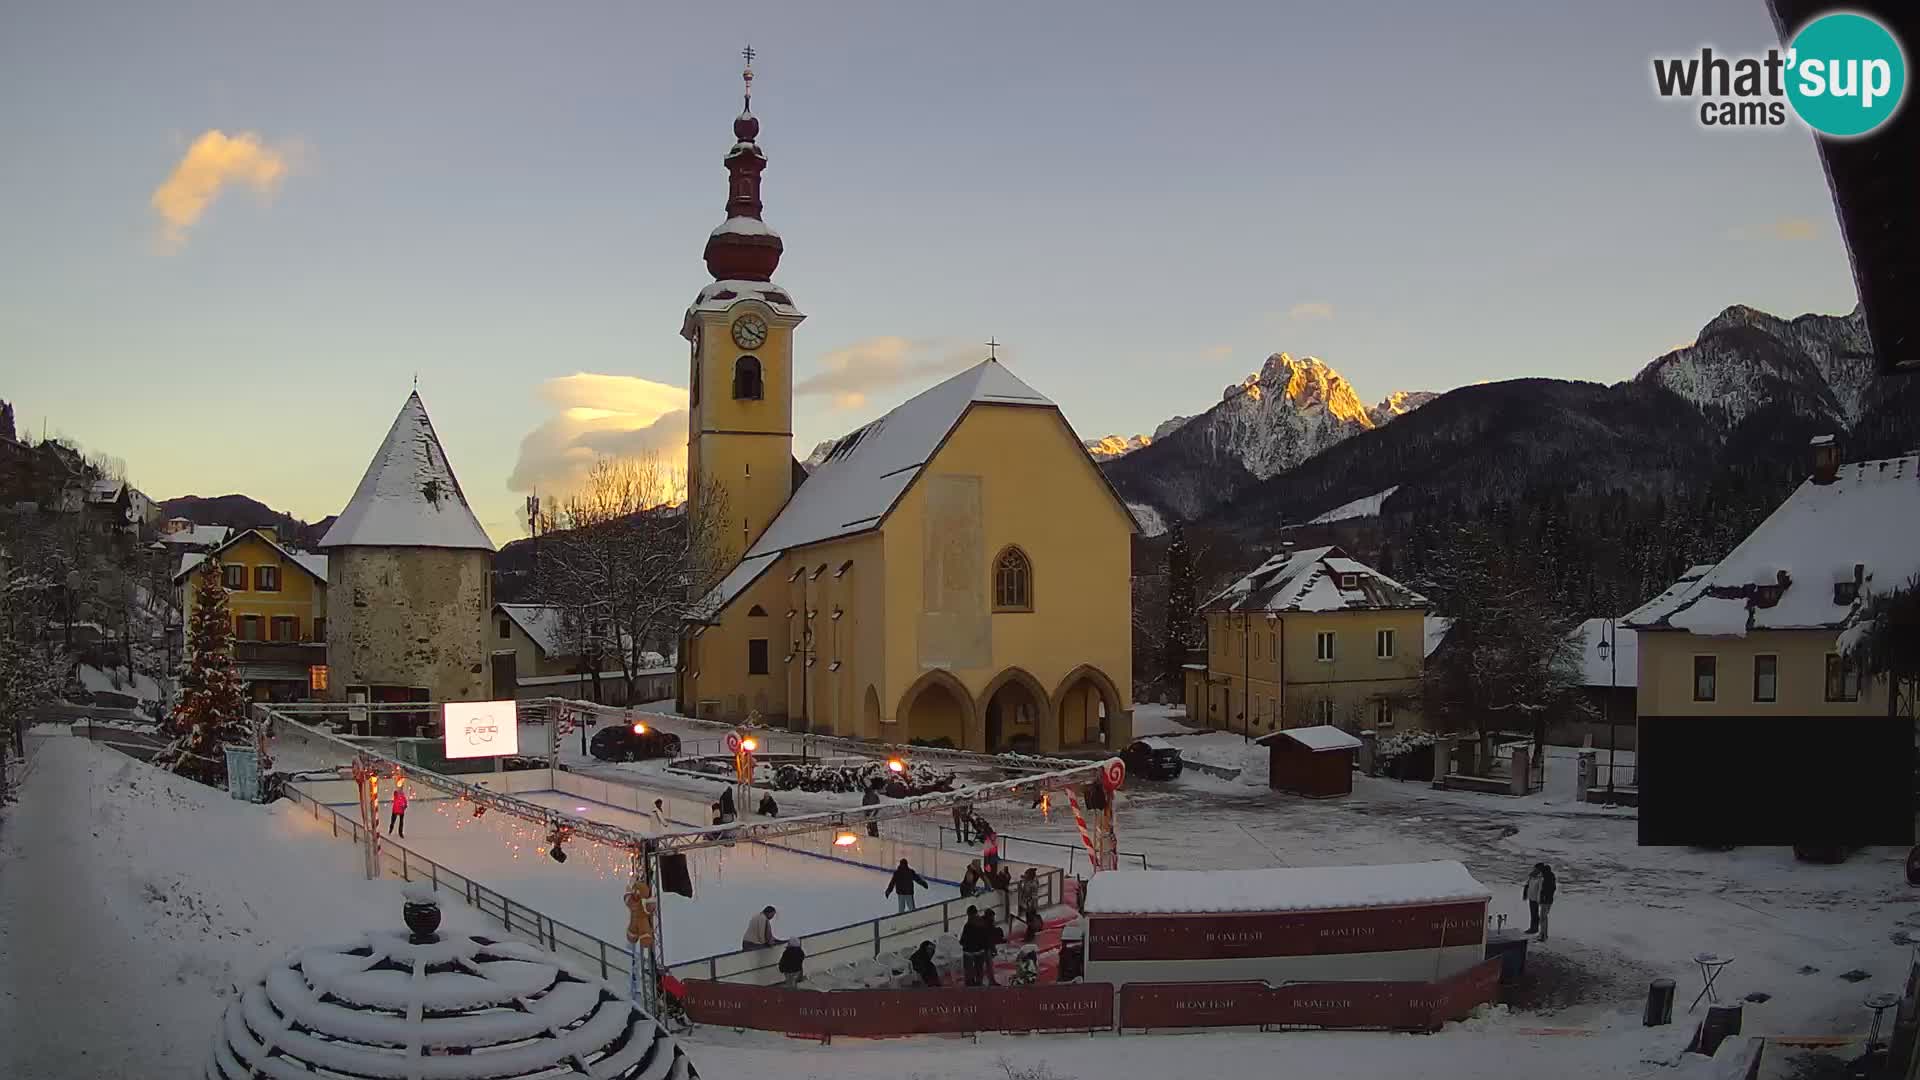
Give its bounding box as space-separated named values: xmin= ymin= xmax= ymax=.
xmin=530 ymin=455 xmax=732 ymax=703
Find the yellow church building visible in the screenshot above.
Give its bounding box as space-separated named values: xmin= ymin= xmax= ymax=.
xmin=675 ymin=62 xmax=1135 ymax=752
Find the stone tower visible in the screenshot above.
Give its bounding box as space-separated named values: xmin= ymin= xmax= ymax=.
xmin=319 ymin=392 xmax=495 ymax=734
xmin=682 ymin=49 xmax=806 ymax=563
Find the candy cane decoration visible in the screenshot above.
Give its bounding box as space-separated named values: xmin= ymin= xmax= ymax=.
xmin=1068 ymin=787 xmax=1099 ymax=867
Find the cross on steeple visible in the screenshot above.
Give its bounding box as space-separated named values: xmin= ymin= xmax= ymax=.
xmin=741 ymin=45 xmax=756 ymax=106
xmin=986 ymin=337 xmax=1001 ymax=361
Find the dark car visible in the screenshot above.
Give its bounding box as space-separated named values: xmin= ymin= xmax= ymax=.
xmin=1121 ymin=738 xmax=1183 ymax=781
xmin=589 ymin=723 xmax=682 ymax=763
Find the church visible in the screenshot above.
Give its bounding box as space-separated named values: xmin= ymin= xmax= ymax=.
xmin=676 ymin=58 xmax=1135 ymax=753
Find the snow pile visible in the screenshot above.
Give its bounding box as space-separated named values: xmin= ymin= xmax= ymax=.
xmin=318 ymin=391 xmax=495 ymax=551
xmin=1307 ymin=486 xmax=1400 ymax=525
xmin=1269 ymin=725 xmax=1363 ymax=752
xmin=1127 ymin=502 xmax=1167 ymax=537
xmin=77 ymin=664 xmax=163 ymax=702
xmin=1085 ymin=860 xmax=1491 ymax=915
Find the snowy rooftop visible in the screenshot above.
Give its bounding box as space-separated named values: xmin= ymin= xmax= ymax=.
xmin=496 ymin=603 xmax=635 ymax=659
xmin=1571 ymin=618 xmax=1637 ymax=688
xmin=1263 ymin=724 xmax=1364 ymax=752
xmin=1625 ymin=454 xmax=1919 ymax=637
xmin=319 ymin=392 xmax=495 ymax=552
xmin=1085 ymin=860 xmax=1491 ymax=915
xmin=689 ymin=278 xmax=801 ymax=317
xmin=1205 ymin=546 xmax=1428 ymax=614
xmin=160 ymin=524 xmax=232 ymax=547
xmin=701 ymin=360 xmax=1102 ymax=612
xmin=175 ymin=530 xmax=328 ymax=584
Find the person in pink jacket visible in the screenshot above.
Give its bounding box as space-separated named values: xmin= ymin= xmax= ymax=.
xmin=388 ymin=782 xmax=410 ymax=838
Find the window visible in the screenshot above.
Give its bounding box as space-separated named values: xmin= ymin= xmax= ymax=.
xmin=314 ymin=617 xmax=327 ymax=641
xmin=1339 ymin=573 xmax=1358 ymax=589
xmin=1374 ymin=697 xmax=1394 ymax=727
xmin=994 ymin=547 xmax=1033 ymax=611
xmin=498 ymin=618 xmax=511 ymax=639
xmin=1753 ymin=655 xmax=1778 ymax=703
xmin=254 ymin=565 xmax=281 ymax=592
xmin=733 ymin=355 xmax=763 ymax=400
xmin=222 ymin=563 xmax=246 ymax=590
xmin=1314 ymin=698 xmax=1336 ymax=725
xmin=747 ymin=638 xmax=769 ymax=676
xmin=1692 ymin=655 xmax=1717 ymax=702
xmin=748 ymin=604 xmax=768 ymax=617
xmin=1316 ymin=631 xmax=1336 ymax=662
xmin=270 ymin=616 xmax=299 ymax=642
xmin=1268 ymin=630 xmax=1277 ymax=659
xmin=1376 ymin=628 xmax=1396 ymax=659
xmin=1826 ymin=653 xmax=1861 ymax=702
xmin=236 ymin=615 xmax=262 ymax=641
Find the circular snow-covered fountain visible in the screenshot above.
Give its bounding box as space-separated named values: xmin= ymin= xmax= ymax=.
xmin=207 ymin=885 xmax=697 ymax=1079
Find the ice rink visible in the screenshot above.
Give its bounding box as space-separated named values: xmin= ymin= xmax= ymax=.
xmin=318 ymin=789 xmax=965 ymax=964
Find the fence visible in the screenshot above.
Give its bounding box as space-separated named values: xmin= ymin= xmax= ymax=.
xmin=281 ymin=784 xmax=644 ymax=987
xmin=934 ymin=825 xmax=1148 ymax=874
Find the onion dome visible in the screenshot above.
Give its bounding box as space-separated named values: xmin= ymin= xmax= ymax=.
xmin=703 ymin=51 xmax=784 ymax=282
xmin=206 ymin=889 xmax=698 ymax=1079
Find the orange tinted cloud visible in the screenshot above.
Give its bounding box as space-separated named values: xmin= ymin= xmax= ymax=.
xmin=150 ymin=130 xmax=291 ymax=251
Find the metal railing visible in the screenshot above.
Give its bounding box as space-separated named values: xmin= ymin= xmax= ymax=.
xmin=934 ymin=825 xmax=1148 ymax=874
xmin=281 ymin=784 xmax=642 ymax=986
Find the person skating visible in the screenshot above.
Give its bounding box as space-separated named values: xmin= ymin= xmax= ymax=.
xmin=778 ymin=941 xmax=805 ymax=988
xmin=1017 ymin=867 xmax=1042 ymax=943
xmin=717 ymin=785 xmax=737 ymax=824
xmin=387 ymin=781 xmax=409 ymax=838
xmin=884 ymin=858 xmax=929 ymax=913
xmin=757 ymin=792 xmax=779 ymax=818
xmin=959 ymin=859 xmax=986 ymax=897
xmin=909 ymin=940 xmax=942 ymax=987
xmin=742 ymin=905 xmax=783 ymax=950
xmin=981 ymin=827 xmax=1001 ymax=876
xmin=1523 ymin=862 xmax=1557 ymax=940
xmin=952 ymin=803 xmax=973 ymax=845
xmin=862 ymin=782 xmax=881 ymax=837
xmin=959 ymin=906 xmax=988 ymax=986
xmin=649 ymin=798 xmax=669 ymax=833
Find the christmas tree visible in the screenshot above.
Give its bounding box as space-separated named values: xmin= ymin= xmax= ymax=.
xmin=1161 ymin=520 xmax=1198 ymax=689
xmin=155 ymin=560 xmax=260 ymax=786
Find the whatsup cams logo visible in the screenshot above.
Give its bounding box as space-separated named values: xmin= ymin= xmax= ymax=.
xmin=1653 ymin=11 xmax=1907 ymax=137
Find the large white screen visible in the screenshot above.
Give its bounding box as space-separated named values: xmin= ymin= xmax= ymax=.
xmin=443 ymin=700 xmax=520 ymax=759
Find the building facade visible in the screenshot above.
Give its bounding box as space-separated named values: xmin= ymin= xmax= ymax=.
xmin=174 ymin=527 xmax=328 ymax=702
xmin=1626 ymin=443 xmax=1916 ymax=720
xmin=320 ymin=392 xmax=495 ymax=733
xmin=1185 ymin=546 xmax=1429 ymax=738
xmin=676 ymin=65 xmax=1135 ymax=751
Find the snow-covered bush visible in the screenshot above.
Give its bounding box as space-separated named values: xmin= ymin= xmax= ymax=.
xmin=770 ymin=760 xmax=955 ymax=797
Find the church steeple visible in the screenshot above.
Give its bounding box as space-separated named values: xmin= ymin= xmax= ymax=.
xmin=704 ymin=47 xmax=785 ymax=282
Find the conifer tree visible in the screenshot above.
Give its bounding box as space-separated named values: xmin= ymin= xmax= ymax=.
xmin=155 ymin=560 xmax=259 ymax=785
xmin=1161 ymin=520 xmax=1198 ymax=688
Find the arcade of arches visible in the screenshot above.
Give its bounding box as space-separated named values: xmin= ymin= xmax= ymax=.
xmin=895 ymin=665 xmax=1125 ymax=752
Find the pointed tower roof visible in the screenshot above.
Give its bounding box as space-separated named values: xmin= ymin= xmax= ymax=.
xmin=318 ymin=392 xmax=495 ymax=551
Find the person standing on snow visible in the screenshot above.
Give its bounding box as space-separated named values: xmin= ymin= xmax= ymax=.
xmin=1523 ymin=862 xmax=1557 ymax=940
xmin=1017 ymin=867 xmax=1042 ymax=943
xmin=884 ymin=858 xmax=930 ymax=913
xmin=717 ymin=785 xmax=737 ymax=824
xmin=649 ymin=799 xmax=669 ymax=833
xmin=959 ymin=906 xmax=988 ymax=986
xmin=862 ymin=781 xmax=882 ymax=837
xmin=388 ymin=781 xmax=409 ymax=838
xmin=778 ymin=941 xmax=806 ymax=988
xmin=981 ymin=827 xmax=1002 ymax=875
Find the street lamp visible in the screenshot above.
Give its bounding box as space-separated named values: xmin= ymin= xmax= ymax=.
xmin=1596 ymin=618 xmax=1618 ymax=802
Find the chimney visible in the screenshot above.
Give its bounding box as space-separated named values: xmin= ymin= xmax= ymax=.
xmin=1810 ymin=434 xmax=1840 ymax=484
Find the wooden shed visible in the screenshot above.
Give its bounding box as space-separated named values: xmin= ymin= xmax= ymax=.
xmin=1263 ymin=725 xmax=1362 ymax=798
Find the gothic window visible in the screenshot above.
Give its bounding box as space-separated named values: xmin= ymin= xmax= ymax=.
xmin=733 ymin=355 xmax=763 ymax=400
xmin=994 ymin=546 xmax=1032 ymax=611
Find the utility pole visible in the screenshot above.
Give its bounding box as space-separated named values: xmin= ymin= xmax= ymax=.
xmin=1241 ymin=611 xmax=1251 ymax=742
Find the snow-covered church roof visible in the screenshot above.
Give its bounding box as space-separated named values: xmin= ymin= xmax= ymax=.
xmin=1204 ymin=545 xmax=1428 ymax=614
xmin=702 ymin=359 xmax=1125 ymax=612
xmin=319 ymin=392 xmax=495 ymax=552
xmin=1625 ymin=453 xmax=1919 ymax=637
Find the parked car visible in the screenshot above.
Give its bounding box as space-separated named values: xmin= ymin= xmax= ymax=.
xmin=589 ymin=724 xmax=682 ymax=762
xmin=1120 ymin=737 xmax=1183 ymax=781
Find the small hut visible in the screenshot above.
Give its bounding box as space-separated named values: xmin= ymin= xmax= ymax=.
xmin=1262 ymin=725 xmax=1362 ymax=798
xmin=206 ymin=888 xmax=697 ymax=1079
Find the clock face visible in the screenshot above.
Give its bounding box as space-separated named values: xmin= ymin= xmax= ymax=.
xmin=731 ymin=314 xmax=769 ymax=349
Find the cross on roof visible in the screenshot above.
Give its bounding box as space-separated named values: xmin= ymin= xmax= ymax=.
xmin=742 ymin=45 xmax=756 ymax=66
xmin=986 ymin=337 xmax=1001 ymax=360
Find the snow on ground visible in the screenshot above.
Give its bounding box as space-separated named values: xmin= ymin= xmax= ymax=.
xmin=0 ymin=733 xmax=508 ymax=1080
xmin=77 ymin=664 xmax=162 ymax=702
xmin=309 ymin=788 xmax=969 ymax=964
xmin=1308 ymin=485 xmax=1400 ymax=524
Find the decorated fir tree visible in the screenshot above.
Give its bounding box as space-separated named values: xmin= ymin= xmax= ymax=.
xmin=1161 ymin=520 xmax=1198 ymax=689
xmin=155 ymin=559 xmax=258 ymax=786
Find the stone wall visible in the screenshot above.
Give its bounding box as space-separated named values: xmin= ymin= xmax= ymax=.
xmin=325 ymin=546 xmax=492 ymax=702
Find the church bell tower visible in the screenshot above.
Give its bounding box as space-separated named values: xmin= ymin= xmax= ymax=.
xmin=683 ymin=47 xmax=804 ymax=563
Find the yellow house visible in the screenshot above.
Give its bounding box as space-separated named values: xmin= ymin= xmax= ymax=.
xmin=1625 ymin=445 xmax=1916 ymax=719
xmin=1185 ymin=545 xmax=1429 ymax=737
xmin=175 ymin=526 xmax=328 ymax=701
xmin=674 ymin=75 xmax=1135 ymax=751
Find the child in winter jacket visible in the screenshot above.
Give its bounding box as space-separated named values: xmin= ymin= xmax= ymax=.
xmin=388 ymin=784 xmax=409 ymax=838
xmin=778 ymin=942 xmax=805 ymax=988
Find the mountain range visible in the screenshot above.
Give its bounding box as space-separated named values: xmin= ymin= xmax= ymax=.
xmin=156 ymin=494 xmax=334 ymax=549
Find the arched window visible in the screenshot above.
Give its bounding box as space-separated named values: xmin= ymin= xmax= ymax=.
xmin=733 ymin=355 xmax=763 ymax=400
xmin=747 ymin=604 xmax=767 ymax=617
xmin=993 ymin=546 xmax=1032 ymax=611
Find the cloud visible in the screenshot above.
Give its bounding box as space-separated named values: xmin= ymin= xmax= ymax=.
xmin=1728 ymin=218 xmax=1820 ymax=242
xmin=1286 ymin=302 xmax=1336 ymax=322
xmin=149 ymin=130 xmax=293 ymax=251
xmin=796 ymin=337 xmax=980 ymax=410
xmin=507 ymin=373 xmax=689 ymax=497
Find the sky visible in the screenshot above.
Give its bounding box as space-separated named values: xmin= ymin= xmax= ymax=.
xmin=0 ymin=1 xmax=1864 ymax=544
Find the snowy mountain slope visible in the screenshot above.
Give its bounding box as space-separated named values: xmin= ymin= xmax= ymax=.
xmin=1633 ymin=304 xmax=1875 ymax=429
xmin=1369 ymin=391 xmax=1438 ymax=427
xmin=1085 ymin=434 xmax=1153 ymax=460
xmin=1308 ymin=486 xmax=1401 ymax=525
